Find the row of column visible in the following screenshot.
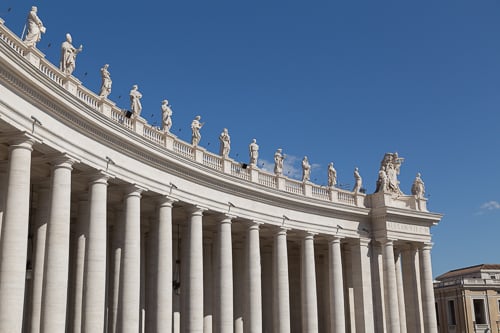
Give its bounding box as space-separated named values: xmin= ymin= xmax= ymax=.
xmin=0 ymin=134 xmax=438 ymax=333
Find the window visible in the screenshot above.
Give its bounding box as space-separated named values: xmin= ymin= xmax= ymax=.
xmin=473 ymin=299 xmax=487 ymax=325
xmin=448 ymin=300 xmax=456 ymax=325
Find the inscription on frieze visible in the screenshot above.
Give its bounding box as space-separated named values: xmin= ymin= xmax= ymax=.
xmin=386 ymin=221 xmax=428 ymax=235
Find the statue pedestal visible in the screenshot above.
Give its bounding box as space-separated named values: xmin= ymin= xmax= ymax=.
xmin=303 ymin=182 xmax=312 ymax=197
xmin=98 ymin=98 xmax=116 ymax=117
xmin=63 ymin=76 xmax=81 ymax=95
xmin=276 ymin=175 xmax=285 ymax=190
xmin=24 ymin=47 xmax=45 ymax=68
xmin=249 ymin=165 xmax=259 ymax=183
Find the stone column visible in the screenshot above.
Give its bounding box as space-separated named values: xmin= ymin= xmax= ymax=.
xmin=182 ymin=206 xmax=205 ymax=333
xmin=118 ymin=185 xmax=143 ymax=333
xmin=233 ymin=241 xmax=245 ymax=333
xmin=273 ymin=228 xmax=290 ymax=333
xmin=41 ymin=155 xmax=76 ymax=332
xmin=83 ymin=172 xmax=109 ymax=333
xmin=109 ymin=209 xmax=124 ymax=333
xmin=402 ymin=246 xmax=423 ymax=333
xmin=245 ymin=222 xmax=262 ymax=333
xmin=301 ymin=232 xmax=318 ymax=333
xmin=0 ymin=136 xmax=35 ymax=333
xmin=351 ymin=238 xmax=375 ymax=333
xmin=420 ymin=243 xmax=438 ymax=333
xmin=203 ymin=235 xmax=213 ymax=333
xmin=29 ymin=185 xmax=51 ymax=333
xmin=155 ymin=197 xmax=175 ymax=333
xmin=215 ymin=214 xmax=234 ymax=333
xmin=329 ymin=236 xmax=345 ymax=332
xmin=382 ymin=238 xmax=400 ymax=333
xmin=394 ymin=250 xmax=407 ymax=333
xmin=71 ymin=197 xmax=89 ymax=333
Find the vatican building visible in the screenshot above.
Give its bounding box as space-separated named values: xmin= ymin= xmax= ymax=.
xmin=0 ymin=11 xmax=441 ymax=333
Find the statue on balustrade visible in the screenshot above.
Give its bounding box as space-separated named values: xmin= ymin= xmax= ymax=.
xmin=219 ymin=128 xmax=231 ymax=158
xmin=302 ymin=156 xmax=311 ymax=182
xmin=23 ymin=6 xmax=46 ymax=47
xmin=375 ymin=168 xmax=388 ymax=193
xmin=161 ymin=100 xmax=173 ymax=132
xmin=249 ymin=139 xmax=259 ymax=166
xmin=274 ymin=148 xmax=285 ymax=176
xmin=328 ymin=162 xmax=337 ymax=187
xmin=353 ymin=167 xmax=362 ymax=194
xmin=191 ymin=115 xmax=204 ymax=146
xmin=60 ymin=33 xmax=83 ymax=75
xmin=378 ymin=152 xmax=404 ymax=195
xmin=411 ymin=172 xmax=425 ymax=199
xmin=129 ymin=85 xmax=143 ymax=117
xmin=99 ymin=64 xmax=112 ymax=98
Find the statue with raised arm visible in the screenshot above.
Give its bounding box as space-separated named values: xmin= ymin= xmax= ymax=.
xmin=129 ymin=85 xmax=142 ymax=117
xmin=411 ymin=172 xmax=425 ymax=199
xmin=274 ymin=148 xmax=285 ymax=176
xmin=219 ymin=128 xmax=231 ymax=158
xmin=99 ymin=64 xmax=112 ymax=98
xmin=378 ymin=152 xmax=404 ymax=195
xmin=302 ymin=156 xmax=311 ymax=182
xmin=191 ymin=115 xmax=204 ymax=146
xmin=327 ymin=162 xmax=337 ymax=187
xmin=249 ymin=139 xmax=259 ymax=166
xmin=23 ymin=6 xmax=46 ymax=47
xmin=60 ymin=33 xmax=83 ymax=75
xmin=161 ymin=100 xmax=173 ymax=132
xmin=353 ymin=167 xmax=362 ymax=194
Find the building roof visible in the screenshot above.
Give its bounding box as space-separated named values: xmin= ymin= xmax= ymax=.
xmin=436 ymin=264 xmax=500 ymax=281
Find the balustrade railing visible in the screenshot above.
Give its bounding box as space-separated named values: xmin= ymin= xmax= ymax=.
xmin=0 ymin=19 xmax=364 ymax=208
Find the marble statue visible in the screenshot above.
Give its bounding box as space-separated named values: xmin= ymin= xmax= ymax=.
xmin=378 ymin=152 xmax=404 ymax=195
xmin=327 ymin=162 xmax=337 ymax=187
xmin=375 ymin=168 xmax=388 ymax=193
xmin=99 ymin=64 xmax=112 ymax=98
xmin=353 ymin=167 xmax=362 ymax=194
xmin=274 ymin=148 xmax=285 ymax=176
xmin=23 ymin=6 xmax=46 ymax=47
xmin=191 ymin=115 xmax=204 ymax=146
xmin=129 ymin=85 xmax=142 ymax=117
xmin=219 ymin=128 xmax=231 ymax=158
xmin=411 ymin=172 xmax=425 ymax=199
xmin=302 ymin=156 xmax=311 ymax=182
xmin=60 ymin=33 xmax=83 ymax=75
xmin=161 ymin=100 xmax=173 ymax=132
xmin=249 ymin=139 xmax=259 ymax=166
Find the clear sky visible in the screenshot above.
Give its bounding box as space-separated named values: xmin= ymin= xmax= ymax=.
xmin=3 ymin=1 xmax=500 ymax=278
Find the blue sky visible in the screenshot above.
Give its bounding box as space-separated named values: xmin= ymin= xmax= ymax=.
xmin=3 ymin=1 xmax=500 ymax=277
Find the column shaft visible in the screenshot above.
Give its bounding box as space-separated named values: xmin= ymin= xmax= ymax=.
xmin=382 ymin=239 xmax=401 ymax=333
xmin=301 ymin=233 xmax=318 ymax=333
xmin=420 ymin=244 xmax=438 ymax=333
xmin=245 ymin=223 xmax=262 ymax=333
xmin=182 ymin=207 xmax=204 ymax=333
xmin=351 ymin=238 xmax=375 ymax=333
xmin=118 ymin=186 xmax=142 ymax=333
xmin=41 ymin=157 xmax=75 ymax=332
xmin=83 ymin=174 xmax=109 ymax=333
xmin=29 ymin=186 xmax=50 ymax=333
xmin=215 ymin=216 xmax=233 ymax=333
xmin=395 ymin=250 xmax=407 ymax=333
xmin=156 ymin=198 xmax=174 ymax=332
xmin=72 ymin=199 xmax=89 ymax=333
xmin=273 ymin=229 xmax=290 ymax=333
xmin=329 ymin=236 xmax=346 ymax=332
xmin=0 ymin=138 xmax=34 ymax=333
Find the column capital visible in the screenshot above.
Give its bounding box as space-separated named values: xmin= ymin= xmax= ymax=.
xmin=6 ymin=131 xmax=41 ymax=148
xmin=121 ymin=183 xmax=147 ymax=197
xmin=87 ymin=170 xmax=113 ymax=185
xmin=358 ymin=237 xmax=371 ymax=247
xmin=156 ymin=195 xmax=177 ymax=207
xmin=49 ymin=153 xmax=79 ymax=170
xmin=302 ymin=231 xmax=317 ymax=239
xmin=247 ymin=220 xmax=263 ymax=230
xmin=377 ymin=237 xmax=397 ymax=246
xmin=186 ymin=205 xmax=207 ymax=216
xmin=420 ymin=242 xmax=433 ymax=251
xmin=329 ymin=235 xmax=344 ymax=244
xmin=274 ymin=226 xmax=291 ymax=236
xmin=217 ymin=213 xmax=235 ymax=223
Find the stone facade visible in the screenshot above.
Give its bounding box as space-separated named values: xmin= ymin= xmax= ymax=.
xmin=0 ymin=17 xmax=442 ymax=332
xmin=434 ymin=264 xmax=500 ymax=333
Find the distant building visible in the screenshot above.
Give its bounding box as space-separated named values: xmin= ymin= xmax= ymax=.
xmin=434 ymin=264 xmax=500 ymax=333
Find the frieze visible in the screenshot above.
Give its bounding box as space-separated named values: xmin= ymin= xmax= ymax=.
xmin=386 ymin=221 xmax=428 ymax=235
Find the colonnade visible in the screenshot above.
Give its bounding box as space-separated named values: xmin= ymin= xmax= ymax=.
xmin=0 ymin=133 xmax=438 ymax=332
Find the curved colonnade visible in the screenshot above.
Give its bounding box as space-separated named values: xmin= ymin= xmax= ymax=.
xmin=0 ymin=18 xmax=441 ymax=332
